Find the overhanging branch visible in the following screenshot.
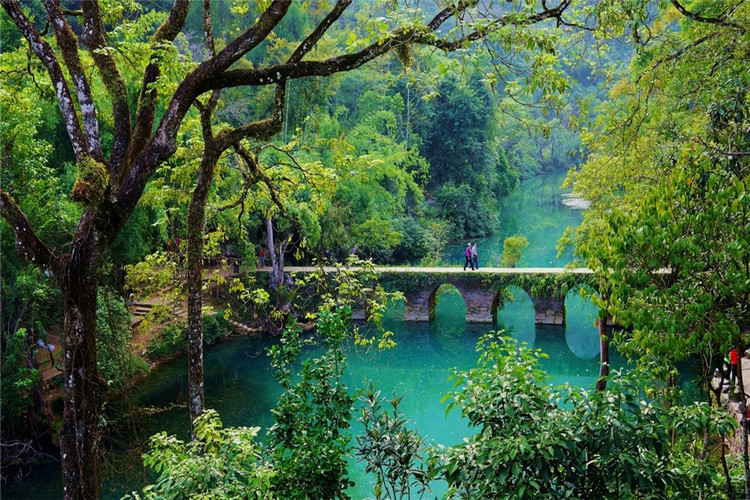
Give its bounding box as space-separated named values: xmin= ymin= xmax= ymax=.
xmin=0 ymin=190 xmax=56 ymax=274
xmin=203 ymin=0 xmax=574 ymax=93
xmin=1 ymin=0 xmax=87 ymax=161
xmin=671 ymin=0 xmax=747 ymax=34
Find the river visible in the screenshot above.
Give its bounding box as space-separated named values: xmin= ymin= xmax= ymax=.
xmin=4 ymin=171 xmax=611 ymax=499
xmin=442 ymin=171 xmax=583 ymax=267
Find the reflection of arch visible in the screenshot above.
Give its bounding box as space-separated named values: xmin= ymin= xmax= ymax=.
xmin=429 ymin=283 xmax=467 ymax=322
xmin=563 ymin=289 xmax=600 ymax=360
xmin=428 ymin=284 xmax=466 ymax=322
xmin=497 ymin=286 xmax=535 ymax=346
xmin=432 ymin=285 xmax=470 ymax=353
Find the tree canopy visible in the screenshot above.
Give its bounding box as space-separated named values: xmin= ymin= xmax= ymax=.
xmin=3 ymin=0 xmax=750 ymax=498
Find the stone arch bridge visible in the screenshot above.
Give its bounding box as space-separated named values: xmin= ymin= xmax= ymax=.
xmin=285 ymin=266 xmax=597 ymax=326
xmin=374 ymin=267 xmax=596 ymax=325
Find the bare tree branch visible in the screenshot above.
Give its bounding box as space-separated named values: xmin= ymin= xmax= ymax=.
xmin=42 ymin=0 xmax=103 ymax=160
xmin=0 ymin=190 xmax=56 ymax=274
xmin=81 ymin=0 xmax=131 ymax=175
xmin=428 ymin=0 xmax=479 ymax=30
xmin=1 ymin=0 xmax=87 ymax=160
xmin=233 ymin=143 xmax=287 ymax=216
xmin=129 ymin=0 xmax=192 ymax=169
xmin=289 ymin=0 xmax=352 ymax=63
xmin=202 ymin=0 xmax=292 ymax=75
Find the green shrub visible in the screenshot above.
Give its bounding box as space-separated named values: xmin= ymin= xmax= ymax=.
xmin=126 ymin=409 xmax=274 ymax=500
xmin=202 ymin=312 xmax=229 ymax=345
xmin=501 ymin=235 xmax=529 ymax=267
xmin=146 ymin=322 xmax=187 ymax=362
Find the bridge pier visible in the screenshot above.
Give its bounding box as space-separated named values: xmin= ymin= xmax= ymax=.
xmin=457 ymin=284 xmax=498 ymax=323
xmin=531 ymin=296 xmax=565 ymax=326
xmin=403 ymin=290 xmax=434 ymax=321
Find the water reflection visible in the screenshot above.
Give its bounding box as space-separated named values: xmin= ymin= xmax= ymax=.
xmin=441 ymin=171 xmax=584 ymax=267
xmin=431 ymin=285 xmax=467 ymax=353
xmin=496 ymin=286 xmax=536 ymax=346
xmin=565 ymin=292 xmax=601 ymax=360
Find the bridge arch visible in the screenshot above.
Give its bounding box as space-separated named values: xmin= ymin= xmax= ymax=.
xmin=403 ymin=280 xmax=502 ymax=323
xmin=319 ymin=267 xmax=597 ymax=325
xmin=431 ymin=284 xmax=467 ymax=322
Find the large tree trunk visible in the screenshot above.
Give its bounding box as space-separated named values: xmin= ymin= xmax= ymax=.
xmin=58 ymin=237 xmax=107 ymax=500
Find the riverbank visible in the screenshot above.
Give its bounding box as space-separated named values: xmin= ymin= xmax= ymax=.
xmin=35 ymin=267 xmax=266 ymax=410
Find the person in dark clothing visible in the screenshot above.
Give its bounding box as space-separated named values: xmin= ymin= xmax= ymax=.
xmin=471 ymin=243 xmax=478 ymax=270
xmin=463 ymin=243 xmax=474 ymax=270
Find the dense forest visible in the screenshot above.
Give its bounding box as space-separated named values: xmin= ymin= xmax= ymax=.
xmin=1 ymin=0 xmax=748 ymax=499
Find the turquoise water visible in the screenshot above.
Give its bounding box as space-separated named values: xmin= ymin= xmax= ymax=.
xmin=3 ymin=173 xmax=601 ymax=498
xmin=3 ymin=288 xmax=609 ymax=499
xmin=443 ymin=171 xmax=583 ymax=267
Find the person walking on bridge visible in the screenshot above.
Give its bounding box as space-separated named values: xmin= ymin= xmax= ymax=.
xmin=463 ymin=243 xmax=474 ymax=270
xmin=471 ymin=242 xmax=478 ymax=270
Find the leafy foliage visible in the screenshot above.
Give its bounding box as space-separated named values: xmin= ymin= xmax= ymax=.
xmin=432 ymin=334 xmax=738 ymax=499
xmin=356 ymin=382 xmax=431 ymax=500
xmin=566 ymin=1 xmax=750 ymax=403
xmin=501 ymin=235 xmax=529 ymax=268
xmin=96 ymin=288 xmax=148 ymax=390
xmin=266 ymin=313 xmax=355 ymax=499
xmin=145 ymin=322 xmax=188 ymax=362
xmin=0 ymin=328 xmax=41 ymax=424
xmin=263 ymin=259 xmax=400 ymax=498
xmin=126 ymin=409 xmax=274 ymax=500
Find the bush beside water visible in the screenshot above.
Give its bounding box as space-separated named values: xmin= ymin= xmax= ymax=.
xmin=146 ymin=313 xmax=229 ymax=362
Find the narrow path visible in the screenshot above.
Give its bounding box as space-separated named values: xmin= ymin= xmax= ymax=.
xmin=714 ymin=358 xmax=750 ymax=424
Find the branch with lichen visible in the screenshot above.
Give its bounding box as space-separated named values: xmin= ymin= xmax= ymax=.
xmin=0 ymin=190 xmax=56 ymax=274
